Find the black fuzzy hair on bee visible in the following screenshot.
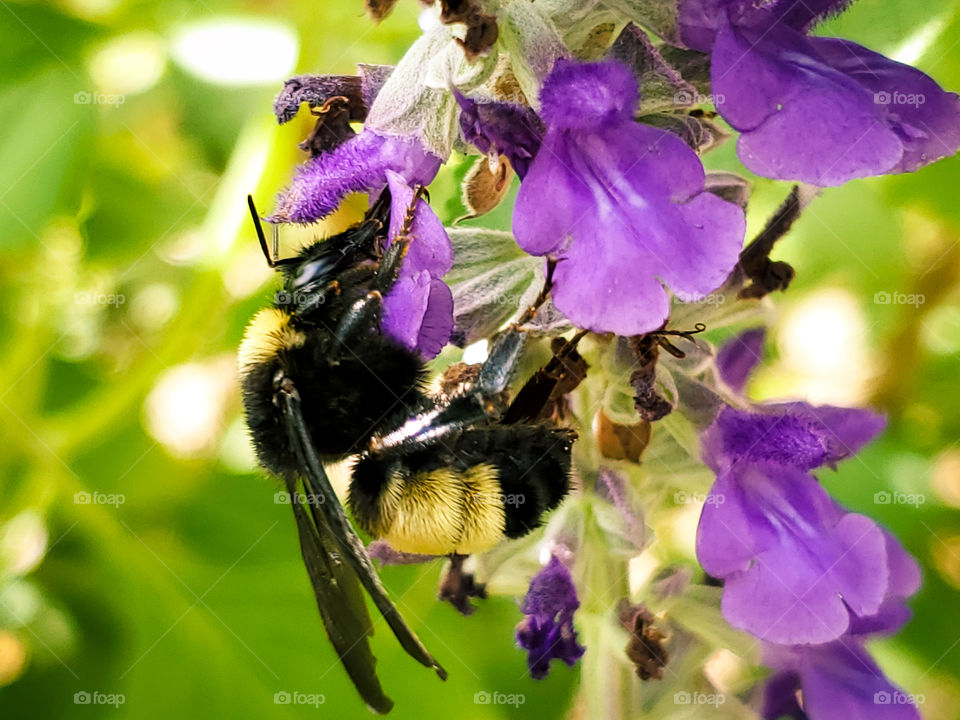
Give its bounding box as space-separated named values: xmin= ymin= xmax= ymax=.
xmin=239 ymin=190 xmax=429 ymax=478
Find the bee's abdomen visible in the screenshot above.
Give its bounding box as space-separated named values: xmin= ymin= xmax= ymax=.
xmin=447 ymin=425 xmax=575 ymax=539
xmin=349 ymin=425 xmax=575 ymax=555
xmin=350 ymin=460 xmax=506 ymax=555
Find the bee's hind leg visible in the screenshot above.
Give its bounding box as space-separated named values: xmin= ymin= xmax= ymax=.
xmin=438 ymin=554 xmax=486 ymax=616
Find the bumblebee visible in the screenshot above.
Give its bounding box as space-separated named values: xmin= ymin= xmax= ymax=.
xmin=238 ymin=190 xmax=577 ymax=713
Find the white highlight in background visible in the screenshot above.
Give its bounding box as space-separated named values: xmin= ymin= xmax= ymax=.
xmin=169 ymin=19 xmax=298 ymax=87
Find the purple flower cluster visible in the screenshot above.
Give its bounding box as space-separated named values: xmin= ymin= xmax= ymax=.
xmin=515 ymin=555 xmax=586 ymax=679
xmin=702 ymin=332 xmax=921 ymax=719
xmin=268 ymin=1 xmax=959 ymax=349
xmin=679 ymin=0 xmax=960 ymax=185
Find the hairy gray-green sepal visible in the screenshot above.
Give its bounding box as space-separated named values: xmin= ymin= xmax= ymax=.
xmin=610 ymin=24 xmax=696 ymax=112
xmin=445 ymin=228 xmax=542 ymax=345
xmin=498 ymin=0 xmax=569 ymax=108
xmin=365 ymin=26 xmax=473 ymax=158
xmin=599 ymin=0 xmax=679 ymax=43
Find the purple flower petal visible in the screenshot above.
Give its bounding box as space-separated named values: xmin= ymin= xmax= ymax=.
xmin=270 ymin=130 xmax=441 ymax=223
xmin=539 ymin=59 xmax=639 ymax=130
xmin=847 ymin=530 xmax=921 ymax=636
xmin=677 ymin=0 xmax=730 ymax=52
xmin=385 ymin=172 xmax=454 ymax=276
xmin=769 ymin=402 xmax=886 ymax=467
xmin=380 ymin=265 xmax=453 ymax=359
xmin=698 ymin=464 xmax=889 ymax=644
xmin=765 ymin=0 xmax=856 ymax=32
xmin=515 ymin=555 xmax=585 ymax=679
xmin=382 ymin=272 xmax=454 ymax=358
xmin=455 ymin=90 xmax=543 ymax=179
xmin=521 ymin=555 xmax=580 ymax=618
xmin=716 ymin=327 xmax=766 ymax=394
xmin=710 ymin=13 xmax=960 ymax=185
xmin=761 ymin=669 xmax=804 ymax=720
xmin=547 ymin=207 xmax=673 ymax=336
xmin=696 ymin=465 xmax=779 ymax=578
xmin=763 ymin=641 xmax=921 ymax=720
xmin=381 ymin=269 xmax=434 ymax=351
xmin=701 ymin=403 xmax=885 ymax=474
xmin=414 ymin=278 xmax=455 ymax=359
xmin=811 ymin=36 xmax=960 ymax=175
xmin=883 ymin=530 xmax=922 ymax=599
xmin=379 ymin=171 xmax=454 ymax=358
xmin=514 ymin=60 xmax=745 ymax=335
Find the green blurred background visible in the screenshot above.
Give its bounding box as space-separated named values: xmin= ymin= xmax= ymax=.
xmin=0 ymin=0 xmax=959 ymax=717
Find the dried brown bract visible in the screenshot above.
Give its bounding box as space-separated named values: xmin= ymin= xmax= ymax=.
xmin=365 ymin=0 xmax=401 ymax=22
xmin=618 ymin=601 xmax=669 ymax=681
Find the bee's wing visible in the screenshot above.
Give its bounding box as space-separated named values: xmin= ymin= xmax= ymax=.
xmin=283 ymin=475 xmax=393 ymax=714
xmin=278 ymin=381 xmax=447 ymax=692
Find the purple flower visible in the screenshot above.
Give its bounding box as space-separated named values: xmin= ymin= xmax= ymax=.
xmin=269 ymin=130 xmax=441 ymax=224
xmin=716 ymin=327 xmax=766 ymax=394
xmin=455 ymin=90 xmax=543 ymax=179
xmin=515 ymin=555 xmax=585 ymax=679
xmin=380 ymin=171 xmax=454 ymax=358
xmin=761 ymin=640 xmax=921 ymax=720
xmin=701 ymin=402 xmax=886 ymax=474
xmin=696 ymin=403 xmax=919 ymax=644
xmin=697 ymin=462 xmax=915 ymax=644
xmin=512 ymin=59 xmax=745 ymax=336
xmin=680 ymin=0 xmax=960 ymax=185
xmin=757 ymin=523 xmax=921 ymax=718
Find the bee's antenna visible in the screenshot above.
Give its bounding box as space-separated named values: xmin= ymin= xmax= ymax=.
xmin=272 ymin=219 xmax=280 ymax=264
xmin=248 ymin=195 xmax=277 ymax=268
